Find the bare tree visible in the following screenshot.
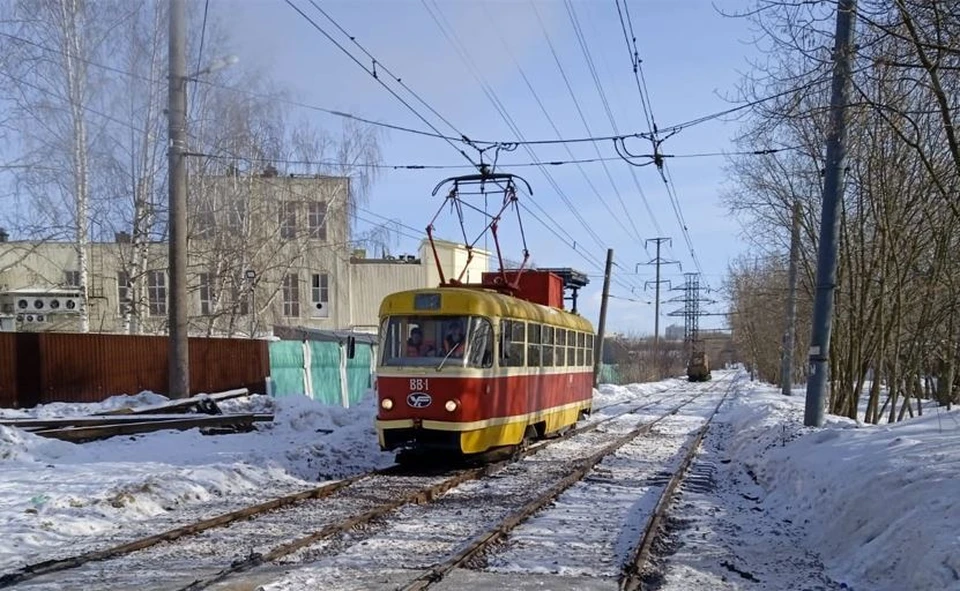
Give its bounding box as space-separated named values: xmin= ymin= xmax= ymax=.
xmin=0 ymin=0 xmax=128 ymax=331
xmin=722 ymin=0 xmax=960 ymax=420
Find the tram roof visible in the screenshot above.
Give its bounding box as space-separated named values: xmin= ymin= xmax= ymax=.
xmin=379 ymin=287 xmax=594 ymax=333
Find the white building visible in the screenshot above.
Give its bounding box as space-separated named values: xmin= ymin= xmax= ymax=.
xmin=0 ymin=174 xmax=488 ymax=335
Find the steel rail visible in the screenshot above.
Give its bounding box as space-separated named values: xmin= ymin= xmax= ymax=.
xmin=1 ymin=383 xmax=687 ymax=588
xmin=396 ymin=377 xmax=734 ymax=590
xmin=619 ymin=374 xmax=740 ymax=591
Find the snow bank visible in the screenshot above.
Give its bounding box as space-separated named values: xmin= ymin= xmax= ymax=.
xmin=0 ymin=391 xmax=169 ymax=419
xmin=725 ymin=382 xmax=960 ymax=591
xmin=0 ymin=391 xmax=393 ymax=571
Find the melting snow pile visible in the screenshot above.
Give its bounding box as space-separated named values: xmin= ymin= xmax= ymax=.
xmin=726 ymin=382 xmax=960 ymax=591
xmin=593 ymin=377 xmax=684 ymax=408
xmin=0 ymin=391 xmax=392 ymax=571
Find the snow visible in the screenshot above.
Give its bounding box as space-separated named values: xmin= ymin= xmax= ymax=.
xmin=660 ymin=379 xmax=960 ymax=591
xmin=0 ymin=390 xmax=392 ymax=572
xmin=0 ymin=391 xmax=170 ymax=419
xmin=2 ymin=374 xmax=958 ymax=591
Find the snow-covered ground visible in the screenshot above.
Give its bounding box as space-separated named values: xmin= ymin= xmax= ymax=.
xmin=2 ymin=375 xmax=957 ymax=591
xmin=660 ymin=378 xmax=960 ymax=591
xmin=0 ymin=391 xmax=393 ymax=572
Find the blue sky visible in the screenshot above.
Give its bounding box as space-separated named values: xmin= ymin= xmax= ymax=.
xmin=212 ymin=0 xmax=763 ymax=336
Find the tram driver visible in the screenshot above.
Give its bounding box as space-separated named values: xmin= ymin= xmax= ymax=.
xmin=406 ymin=326 xmax=436 ymax=357
xmin=442 ymin=320 xmax=465 ymax=357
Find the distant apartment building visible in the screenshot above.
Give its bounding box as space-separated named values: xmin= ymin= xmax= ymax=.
xmin=664 ymin=324 xmax=685 ymax=341
xmin=0 ymin=173 xmax=487 ymax=335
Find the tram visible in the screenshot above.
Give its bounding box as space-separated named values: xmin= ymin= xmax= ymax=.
xmin=373 ymin=170 xmax=596 ymax=460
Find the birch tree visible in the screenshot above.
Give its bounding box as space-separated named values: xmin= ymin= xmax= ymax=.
xmin=0 ymin=0 xmax=121 ymax=331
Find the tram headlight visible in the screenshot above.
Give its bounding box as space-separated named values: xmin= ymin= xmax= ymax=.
xmin=381 ymin=398 xmax=394 ymax=410
xmin=444 ymin=399 xmax=459 ymax=412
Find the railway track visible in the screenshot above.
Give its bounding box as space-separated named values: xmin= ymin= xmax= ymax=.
xmin=385 ymin=374 xmax=737 ymax=591
xmin=3 ymin=381 xmax=690 ymax=590
xmin=620 ymin=376 xmax=738 ymax=591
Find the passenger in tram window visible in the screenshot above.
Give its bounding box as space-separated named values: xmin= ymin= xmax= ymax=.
xmin=443 ymin=320 xmax=465 ymax=357
xmin=406 ymin=327 xmax=436 ymax=357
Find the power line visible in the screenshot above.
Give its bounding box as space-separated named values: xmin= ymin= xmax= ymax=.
xmin=283 ymin=0 xmax=480 ymax=166
xmin=0 ymin=30 xmax=832 ymax=151
xmin=531 ymin=2 xmax=648 ymax=269
xmin=187 ymin=146 xmax=800 ymax=172
xmin=422 ymin=0 xmax=615 ymax=282
xmin=191 ymin=0 xmax=211 ymax=106
xmin=614 ymin=0 xmax=706 ymax=281
xmin=562 ymin=0 xmax=649 ymax=250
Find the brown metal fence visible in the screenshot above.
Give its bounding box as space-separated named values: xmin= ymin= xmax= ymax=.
xmin=0 ymin=332 xmax=269 ymax=408
xmin=0 ymin=333 xmax=17 ymax=408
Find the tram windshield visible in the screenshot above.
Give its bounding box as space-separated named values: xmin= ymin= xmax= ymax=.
xmin=380 ymin=315 xmax=493 ymax=368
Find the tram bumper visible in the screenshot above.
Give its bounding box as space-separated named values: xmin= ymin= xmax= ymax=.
xmin=376 ymin=418 xmax=462 ymax=452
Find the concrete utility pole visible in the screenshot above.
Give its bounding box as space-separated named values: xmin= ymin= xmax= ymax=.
xmin=593 ymin=248 xmax=614 ymax=387
xmin=781 ymin=200 xmax=801 ymax=396
xmin=641 ymin=237 xmax=678 ymax=364
xmin=805 ymin=0 xmax=858 ymax=426
xmin=167 ymin=0 xmax=189 ymax=399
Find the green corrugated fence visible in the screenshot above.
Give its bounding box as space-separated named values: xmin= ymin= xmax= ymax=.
xmin=268 ymin=341 xmax=306 ymax=398
xmin=267 ymin=339 xmax=375 ymax=407
xmin=598 ymin=363 xmax=622 ymax=385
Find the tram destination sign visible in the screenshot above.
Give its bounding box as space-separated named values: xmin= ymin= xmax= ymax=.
xmin=414 ymin=293 xmax=441 ymax=310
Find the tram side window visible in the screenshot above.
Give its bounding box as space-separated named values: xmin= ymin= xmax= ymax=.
xmin=577 ymin=331 xmax=585 ymax=366
xmin=467 ymin=317 xmax=494 ymax=368
xmin=527 ymin=323 xmax=542 ymax=367
xmin=586 ymin=334 xmax=595 ymax=366
xmin=500 ymin=320 xmax=525 ymax=367
xmin=542 ymin=326 xmax=554 ymax=367
xmin=567 ymin=331 xmax=577 ymax=368
xmin=556 ymin=329 xmax=567 ymax=366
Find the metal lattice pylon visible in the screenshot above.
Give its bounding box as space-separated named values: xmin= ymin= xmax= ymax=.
xmin=667 ymin=273 xmax=715 ymax=356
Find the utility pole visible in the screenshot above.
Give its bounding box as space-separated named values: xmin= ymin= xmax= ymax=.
xmin=805 ymin=0 xmax=857 ymax=426
xmin=594 ymin=248 xmax=613 ymax=387
xmin=167 ymin=0 xmax=189 ymax=399
xmin=781 ymin=200 xmax=801 ymax=396
xmin=641 ymin=237 xmax=678 ymax=366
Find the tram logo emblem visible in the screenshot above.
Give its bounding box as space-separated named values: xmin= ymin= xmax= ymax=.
xmin=407 ymin=393 xmax=432 ymax=408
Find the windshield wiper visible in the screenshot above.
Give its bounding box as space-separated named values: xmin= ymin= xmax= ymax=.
xmin=435 ymin=345 xmax=459 ymax=371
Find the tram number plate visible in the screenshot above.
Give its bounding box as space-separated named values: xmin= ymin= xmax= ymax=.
xmin=409 ymin=378 xmax=430 ymax=391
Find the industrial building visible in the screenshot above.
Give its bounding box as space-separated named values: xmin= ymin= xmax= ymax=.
xmin=0 ymin=174 xmax=487 ymax=335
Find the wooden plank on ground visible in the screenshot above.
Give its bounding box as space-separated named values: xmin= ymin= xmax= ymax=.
xmin=96 ymin=388 xmax=251 ymax=416
xmin=30 ymin=413 xmax=273 ymax=442
xmin=0 ymin=413 xmax=259 ymax=429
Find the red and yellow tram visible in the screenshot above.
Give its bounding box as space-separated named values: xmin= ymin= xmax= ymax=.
xmin=375 ymin=274 xmax=596 ymax=458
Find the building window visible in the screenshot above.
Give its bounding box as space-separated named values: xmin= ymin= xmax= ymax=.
xmin=199 ymin=273 xmax=213 ymax=315
xmin=227 ymin=200 xmax=247 ymax=233
xmin=64 ymin=270 xmax=80 ymax=287
xmin=279 ymin=201 xmax=297 ymax=239
xmin=117 ymin=271 xmax=131 ymax=314
xmin=308 ymin=201 xmax=327 ymax=240
xmin=232 ymin=281 xmax=250 ymax=316
xmin=147 ymin=270 xmax=166 ymax=316
xmin=282 ymin=274 xmax=300 ymax=317
xmin=196 ymin=200 xmax=216 ymax=239
xmin=311 ymin=273 xmax=329 ymax=317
